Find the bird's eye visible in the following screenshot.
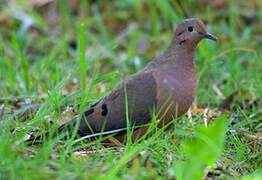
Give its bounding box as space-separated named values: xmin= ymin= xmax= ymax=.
xmin=187 ymin=26 xmax=194 ymax=32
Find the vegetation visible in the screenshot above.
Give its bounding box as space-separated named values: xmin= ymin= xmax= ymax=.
xmin=0 ymin=0 xmax=261 ymax=179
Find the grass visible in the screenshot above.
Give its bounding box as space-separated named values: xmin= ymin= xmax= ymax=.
xmin=0 ymin=0 xmax=262 ymax=179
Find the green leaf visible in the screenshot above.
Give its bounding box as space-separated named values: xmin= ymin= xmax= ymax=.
xmin=174 ymin=115 xmax=228 ymax=180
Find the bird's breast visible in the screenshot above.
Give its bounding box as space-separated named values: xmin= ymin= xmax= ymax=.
xmin=153 ymin=68 xmax=196 ymax=121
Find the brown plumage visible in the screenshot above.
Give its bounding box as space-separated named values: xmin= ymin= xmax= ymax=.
xmin=59 ymin=18 xmax=217 ymax=141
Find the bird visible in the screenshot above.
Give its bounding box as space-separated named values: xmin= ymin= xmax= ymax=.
xmin=57 ymin=18 xmax=217 ymax=142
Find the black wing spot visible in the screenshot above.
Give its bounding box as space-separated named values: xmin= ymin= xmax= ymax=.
xmin=179 ymin=40 xmax=186 ymax=45
xmin=101 ymin=104 xmax=108 ymax=116
xmin=85 ymin=108 xmax=94 ymax=117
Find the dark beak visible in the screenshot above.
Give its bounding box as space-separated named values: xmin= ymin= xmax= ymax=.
xmin=203 ymin=32 xmax=217 ymax=42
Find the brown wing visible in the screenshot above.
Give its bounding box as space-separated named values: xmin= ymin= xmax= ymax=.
xmin=64 ymin=71 xmax=157 ymax=137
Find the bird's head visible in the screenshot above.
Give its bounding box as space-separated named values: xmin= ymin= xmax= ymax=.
xmin=173 ymin=18 xmax=217 ymax=48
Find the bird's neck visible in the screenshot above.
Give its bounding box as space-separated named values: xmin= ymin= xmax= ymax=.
xmin=166 ymin=45 xmax=196 ymax=68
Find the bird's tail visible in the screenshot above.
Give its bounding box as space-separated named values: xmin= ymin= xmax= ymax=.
xmin=25 ymin=116 xmax=81 ymax=144
xmin=26 ymin=116 xmax=129 ymax=145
